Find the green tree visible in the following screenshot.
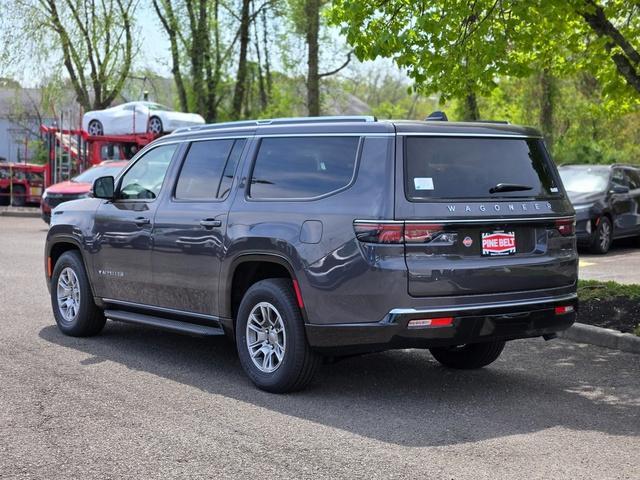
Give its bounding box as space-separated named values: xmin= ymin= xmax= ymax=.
xmin=328 ymin=0 xmax=640 ymax=111
xmin=1 ymin=0 xmax=137 ymax=110
xmin=286 ymin=0 xmax=353 ymax=116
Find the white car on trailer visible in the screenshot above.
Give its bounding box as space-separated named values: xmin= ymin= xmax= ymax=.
xmin=83 ymin=101 xmax=205 ymax=136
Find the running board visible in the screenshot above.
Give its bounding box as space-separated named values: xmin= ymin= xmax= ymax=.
xmin=104 ymin=309 xmax=225 ymax=336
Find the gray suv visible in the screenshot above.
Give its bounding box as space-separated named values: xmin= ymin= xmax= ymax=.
xmin=45 ymin=116 xmax=578 ymax=392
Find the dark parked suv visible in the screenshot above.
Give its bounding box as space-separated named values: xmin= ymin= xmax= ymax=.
xmin=559 ymin=164 xmax=640 ymax=254
xmin=45 ymin=116 xmax=578 ymax=392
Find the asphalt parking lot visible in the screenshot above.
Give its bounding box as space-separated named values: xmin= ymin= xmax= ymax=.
xmin=579 ymin=238 xmax=640 ymax=284
xmin=1 ymin=217 xmax=638 ymax=479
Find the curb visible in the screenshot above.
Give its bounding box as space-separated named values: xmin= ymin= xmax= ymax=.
xmin=0 ymin=208 xmax=41 ymax=218
xmin=559 ymin=322 xmax=640 ymax=354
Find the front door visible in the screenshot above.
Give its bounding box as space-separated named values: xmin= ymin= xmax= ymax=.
xmin=151 ymin=138 xmax=247 ymax=316
xmin=610 ymin=168 xmax=634 ymax=236
xmin=623 ymin=168 xmax=640 ymax=235
xmin=91 ymin=143 xmax=179 ymax=305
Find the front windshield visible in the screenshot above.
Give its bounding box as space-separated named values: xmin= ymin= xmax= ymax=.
xmin=72 ymin=165 xmax=125 ymax=184
xmin=559 ymin=167 xmax=609 ymax=193
xmin=145 ymin=102 xmax=170 ymax=111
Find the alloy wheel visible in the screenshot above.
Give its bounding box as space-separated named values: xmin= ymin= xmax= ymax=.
xmin=87 ymin=120 xmax=103 ymax=136
xmin=56 ymin=267 xmax=81 ymax=323
xmin=148 ymin=117 xmax=163 ymax=134
xmin=246 ymin=302 xmax=287 ymax=373
xmin=599 ymin=220 xmax=611 ymax=251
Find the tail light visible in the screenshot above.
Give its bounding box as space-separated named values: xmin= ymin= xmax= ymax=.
xmin=354 ymin=221 xmax=445 ymax=244
xmin=555 ymin=218 xmax=575 ymax=236
xmin=354 ymin=222 xmax=404 ymax=244
xmin=555 ymin=305 xmax=574 ymax=315
xmin=403 ymin=223 xmax=443 ymax=243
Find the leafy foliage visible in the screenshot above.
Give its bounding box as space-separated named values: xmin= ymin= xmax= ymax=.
xmin=327 ymin=0 xmax=640 ymax=109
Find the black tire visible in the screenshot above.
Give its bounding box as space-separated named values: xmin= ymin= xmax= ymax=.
xmin=589 ymin=216 xmax=612 ymax=254
xmin=235 ymin=278 xmax=320 ymax=393
xmin=430 ymin=340 xmax=505 ymax=369
xmin=51 ymin=251 xmax=106 ymax=337
xmin=87 ymin=119 xmax=104 ymax=136
xmin=147 ymin=116 xmax=163 ymax=135
xmin=11 ymin=184 xmax=26 ymax=207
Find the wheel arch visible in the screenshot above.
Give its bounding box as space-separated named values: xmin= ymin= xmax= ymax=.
xmin=223 ymin=253 xmax=303 ymax=331
xmin=45 ymin=237 xmax=93 ymax=294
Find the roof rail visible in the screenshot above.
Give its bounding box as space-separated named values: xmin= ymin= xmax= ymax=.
xmin=171 ymin=115 xmax=377 ymax=135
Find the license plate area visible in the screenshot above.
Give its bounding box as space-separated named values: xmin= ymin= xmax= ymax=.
xmin=481 ymin=231 xmax=516 ymax=256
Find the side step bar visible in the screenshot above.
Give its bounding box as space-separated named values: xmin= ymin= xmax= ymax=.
xmin=104 ymin=309 xmax=225 ymax=336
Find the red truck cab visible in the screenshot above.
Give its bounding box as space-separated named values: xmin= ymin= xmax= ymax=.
xmin=0 ymin=163 xmax=47 ymax=207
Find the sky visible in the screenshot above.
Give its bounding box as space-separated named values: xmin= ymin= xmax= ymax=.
xmin=136 ymin=4 xmax=172 ymax=77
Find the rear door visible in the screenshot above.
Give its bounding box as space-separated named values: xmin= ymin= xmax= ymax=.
xmin=395 ymin=134 xmax=576 ymax=297
xmin=151 ymin=137 xmax=247 ymax=316
xmin=610 ymin=168 xmax=634 ymax=235
xmin=622 ymin=168 xmax=640 ymax=235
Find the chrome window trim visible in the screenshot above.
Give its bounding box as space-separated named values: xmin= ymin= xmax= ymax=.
xmin=354 ymin=215 xmax=575 ymax=225
xmin=254 ymin=133 xmax=393 ymax=138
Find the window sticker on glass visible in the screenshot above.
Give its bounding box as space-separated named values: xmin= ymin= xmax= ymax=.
xmin=414 ymin=177 xmax=434 ymax=191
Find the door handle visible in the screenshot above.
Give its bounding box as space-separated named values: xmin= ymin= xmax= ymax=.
xmin=134 ymin=217 xmax=150 ymax=226
xmin=200 ymin=218 xmax=222 ymax=229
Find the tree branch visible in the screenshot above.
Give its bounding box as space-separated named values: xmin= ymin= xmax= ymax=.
xmin=319 ymin=50 xmax=353 ymax=78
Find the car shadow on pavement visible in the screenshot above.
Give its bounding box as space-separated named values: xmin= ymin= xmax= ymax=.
xmin=39 ymin=322 xmax=639 ymax=447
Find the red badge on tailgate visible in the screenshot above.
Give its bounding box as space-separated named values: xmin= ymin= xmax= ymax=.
xmin=481 ymin=231 xmax=516 ymax=256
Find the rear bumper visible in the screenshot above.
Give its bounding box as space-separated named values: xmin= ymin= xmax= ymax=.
xmin=305 ymin=293 xmax=577 ymax=354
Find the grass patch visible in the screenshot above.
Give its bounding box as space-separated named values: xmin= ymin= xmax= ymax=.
xmin=578 ymin=279 xmax=640 ymax=302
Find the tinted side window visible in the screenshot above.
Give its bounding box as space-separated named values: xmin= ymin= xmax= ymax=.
xmin=119 ymin=144 xmax=177 ymax=200
xmin=175 ymin=139 xmax=233 ymax=200
xmin=249 ymin=137 xmax=359 ymax=199
xmin=611 ymin=169 xmax=626 ymax=188
xmin=624 ymin=169 xmax=640 ymax=190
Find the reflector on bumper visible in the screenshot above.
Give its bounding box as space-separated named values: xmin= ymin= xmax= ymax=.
xmin=407 ymin=317 xmax=454 ymax=329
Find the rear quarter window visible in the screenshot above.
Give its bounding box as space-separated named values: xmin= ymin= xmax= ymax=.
xmin=405 ymin=137 xmax=559 ymax=201
xmin=249 ymin=136 xmax=360 ymax=199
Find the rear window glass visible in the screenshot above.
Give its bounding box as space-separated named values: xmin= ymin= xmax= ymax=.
xmin=405 ymin=137 xmax=559 ymax=200
xmin=250 ymin=137 xmax=359 ymax=199
xmin=175 ymin=139 xmax=245 ymax=201
xmin=175 ymin=139 xmax=234 ymax=200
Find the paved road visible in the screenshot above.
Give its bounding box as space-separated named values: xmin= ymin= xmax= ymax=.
xmin=1 ymin=217 xmax=638 ymax=479
xmin=580 ymin=238 xmax=640 ymax=284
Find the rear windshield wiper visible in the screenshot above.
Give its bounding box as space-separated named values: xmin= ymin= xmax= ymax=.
xmin=489 ymin=183 xmax=533 ymax=194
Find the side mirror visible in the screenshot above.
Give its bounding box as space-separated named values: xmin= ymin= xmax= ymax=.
xmin=610 ymin=184 xmax=630 ymax=194
xmin=92 ymin=176 xmax=115 ymax=200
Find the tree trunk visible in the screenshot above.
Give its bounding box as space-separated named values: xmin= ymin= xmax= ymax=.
xmin=253 ymin=1 xmax=267 ymax=111
xmin=188 ymin=0 xmax=208 ymax=116
xmin=539 ymin=69 xmax=556 ymax=150
xmin=232 ymin=0 xmax=251 ymax=119
xmin=262 ymin=9 xmax=272 ymax=99
xmin=305 ymin=0 xmax=321 ymax=116
xmin=578 ymin=0 xmax=640 ymax=95
xmin=462 ymin=92 xmax=480 ymax=121
xmin=152 ymin=0 xmax=188 ymax=112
